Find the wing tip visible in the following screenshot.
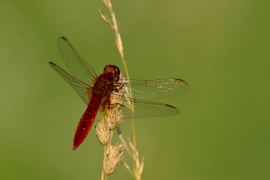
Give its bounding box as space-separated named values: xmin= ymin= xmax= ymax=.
xmin=165 ymin=104 xmax=179 ymax=113
xmin=175 ymin=78 xmax=190 ymax=92
xmin=58 ymin=36 xmax=68 ymax=42
xmin=61 ymin=36 xmax=68 ymax=41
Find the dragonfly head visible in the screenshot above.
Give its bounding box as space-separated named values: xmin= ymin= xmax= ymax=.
xmin=103 ymin=64 xmax=120 ymax=81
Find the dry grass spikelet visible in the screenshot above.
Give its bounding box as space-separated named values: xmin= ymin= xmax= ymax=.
xmin=96 ymin=121 xmax=111 ymax=146
xmin=103 ymin=143 xmax=125 ymax=175
xmin=106 ymin=106 xmax=124 ymax=130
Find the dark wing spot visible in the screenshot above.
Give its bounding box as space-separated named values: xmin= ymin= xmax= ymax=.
xmin=175 ymin=79 xmax=185 ymax=83
xmin=61 ymin=36 xmax=68 ymax=41
xmin=165 ymin=104 xmax=177 ymax=109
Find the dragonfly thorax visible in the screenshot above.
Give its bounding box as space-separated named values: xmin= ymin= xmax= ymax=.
xmin=92 ymin=72 xmax=118 ymax=98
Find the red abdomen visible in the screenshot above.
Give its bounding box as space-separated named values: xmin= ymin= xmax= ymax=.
xmin=73 ymin=96 xmax=101 ymax=150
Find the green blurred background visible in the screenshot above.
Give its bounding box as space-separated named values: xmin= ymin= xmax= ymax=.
xmin=1 ymin=0 xmax=270 ymax=179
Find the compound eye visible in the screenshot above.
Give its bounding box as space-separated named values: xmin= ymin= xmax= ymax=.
xmin=103 ymin=64 xmax=111 ymax=72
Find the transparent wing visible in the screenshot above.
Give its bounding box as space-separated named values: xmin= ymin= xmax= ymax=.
xmin=117 ymin=98 xmax=179 ymax=119
xmin=119 ymin=78 xmax=189 ymax=100
xmin=49 ymin=62 xmax=90 ymax=105
xmin=57 ymin=36 xmax=97 ymax=86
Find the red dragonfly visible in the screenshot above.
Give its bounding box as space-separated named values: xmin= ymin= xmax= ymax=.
xmin=49 ymin=37 xmax=189 ymax=150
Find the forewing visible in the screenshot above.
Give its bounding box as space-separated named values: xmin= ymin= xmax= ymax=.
xmin=122 ymin=78 xmax=189 ymax=100
xmin=49 ymin=62 xmax=90 ymax=105
xmin=117 ymin=98 xmax=179 ymax=119
xmin=57 ymin=36 xmax=97 ymax=86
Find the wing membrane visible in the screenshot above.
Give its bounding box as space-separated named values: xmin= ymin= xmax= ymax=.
xmin=57 ymin=37 xmax=97 ymax=86
xmin=49 ymin=62 xmax=90 ymax=105
xmin=118 ymin=98 xmax=179 ymax=119
xmin=121 ymin=78 xmax=189 ymax=100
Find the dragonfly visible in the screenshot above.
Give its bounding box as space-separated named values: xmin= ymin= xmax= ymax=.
xmin=49 ymin=37 xmax=189 ymax=150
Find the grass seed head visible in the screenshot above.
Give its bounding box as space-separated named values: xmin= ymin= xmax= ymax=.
xmin=96 ymin=121 xmax=111 ymax=146
xmin=103 ymin=143 xmax=125 ymax=175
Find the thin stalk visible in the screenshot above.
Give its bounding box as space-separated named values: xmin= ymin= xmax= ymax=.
xmin=99 ymin=0 xmax=140 ymax=179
